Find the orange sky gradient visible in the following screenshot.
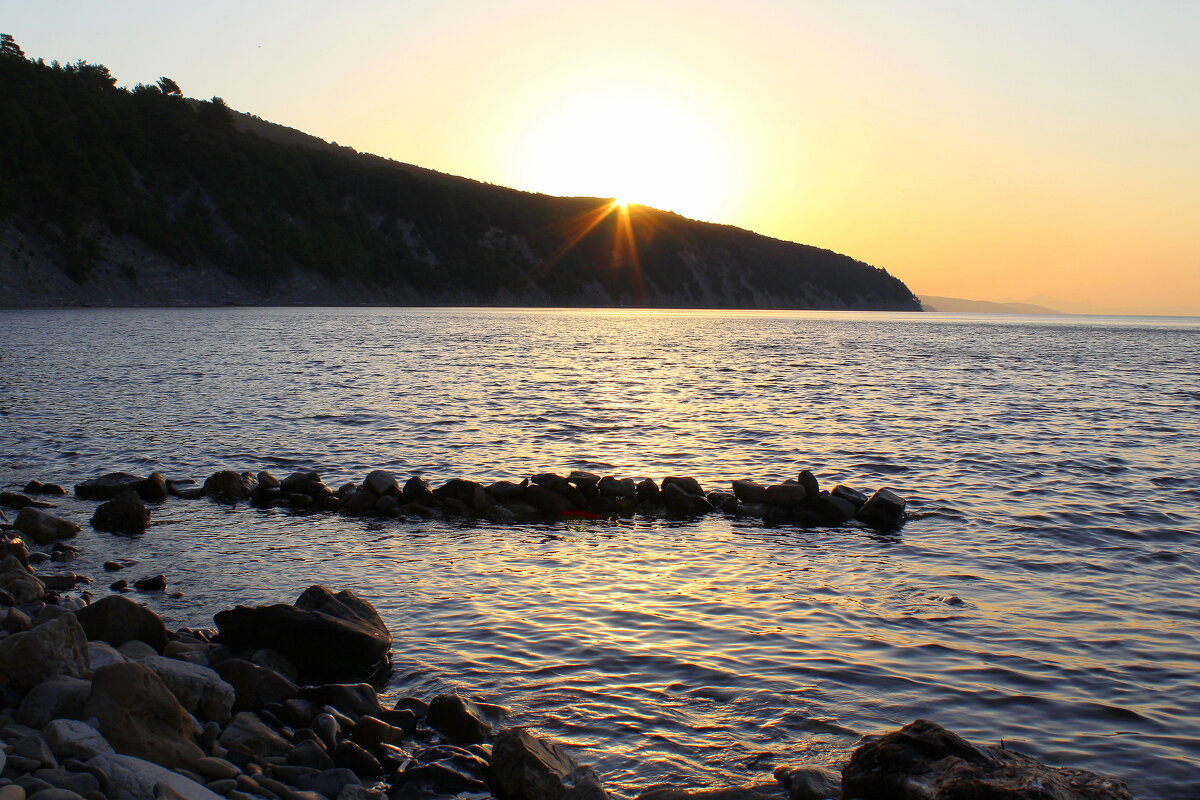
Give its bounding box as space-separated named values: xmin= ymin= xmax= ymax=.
xmin=6 ymin=0 xmax=1199 ymax=314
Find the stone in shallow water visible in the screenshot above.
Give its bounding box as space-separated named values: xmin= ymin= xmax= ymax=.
xmin=841 ymin=718 xmax=1133 ymax=800
xmin=773 ymin=766 xmax=840 ymax=800
xmin=855 ymin=488 xmax=907 ymax=529
xmin=492 ymin=727 xmax=608 ymax=800
xmin=426 ymin=694 xmax=494 ymax=743
xmin=74 ymin=473 xmax=145 ymax=501
xmin=91 ymin=491 xmax=151 ymax=534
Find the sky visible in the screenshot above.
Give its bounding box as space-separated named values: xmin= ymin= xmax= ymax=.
xmin=4 ymin=0 xmax=1199 ymax=314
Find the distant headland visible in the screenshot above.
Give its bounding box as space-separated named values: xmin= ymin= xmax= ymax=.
xmin=0 ymin=46 xmax=919 ymax=311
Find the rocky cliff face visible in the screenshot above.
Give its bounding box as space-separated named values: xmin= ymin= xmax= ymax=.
xmin=0 ymin=54 xmax=920 ymax=311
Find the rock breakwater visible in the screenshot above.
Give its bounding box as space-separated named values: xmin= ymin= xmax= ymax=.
xmin=69 ymin=467 xmax=910 ymax=533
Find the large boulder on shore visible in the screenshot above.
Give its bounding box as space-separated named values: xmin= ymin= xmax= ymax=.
xmin=91 ymin=490 xmax=151 ymax=533
xmin=841 ymin=718 xmax=1133 ymax=800
xmin=84 ymin=662 xmax=205 ymax=769
xmin=492 ymin=728 xmax=609 ymax=800
xmin=13 ymin=507 xmax=80 ymax=544
xmin=214 ymin=586 xmax=391 ymax=685
xmin=139 ymin=654 xmax=235 ymax=723
xmin=75 ymin=594 xmax=169 ymax=652
xmin=0 ymin=612 xmax=89 ymax=689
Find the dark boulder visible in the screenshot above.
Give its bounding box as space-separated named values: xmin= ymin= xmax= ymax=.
xmin=299 ymin=683 xmax=384 ymax=718
xmin=731 ymin=479 xmax=767 ymax=504
xmin=773 ymin=765 xmax=840 ymax=800
xmin=84 ymin=662 xmax=205 ymax=768
xmin=662 ymin=483 xmax=713 ymax=516
xmin=1 ymin=492 xmax=52 ymax=509
xmin=91 ymin=491 xmax=151 ymax=534
xmin=14 ymin=507 xmax=80 ymax=545
xmin=341 ymin=490 xmax=379 ymax=516
xmin=214 ymin=586 xmax=391 ymax=685
xmin=661 ymin=476 xmax=705 ymax=496
xmin=140 ymin=472 xmax=169 ymax=502
xmin=427 ymin=694 xmax=495 ymax=743
xmin=524 ymin=485 xmax=573 ymax=515
xmin=75 ymin=594 xmax=169 ymax=652
xmin=597 ymin=477 xmax=636 ymax=498
xmin=214 ymin=659 xmax=298 ymax=711
xmin=809 ymin=493 xmax=857 ymax=524
xmin=763 ymin=483 xmax=807 ymax=507
xmin=487 ymin=480 xmax=525 ymax=501
xmin=403 ymin=476 xmax=435 ymax=503
xmin=492 ymin=727 xmax=608 ymax=800
xmin=841 ymin=718 xmax=1133 ymax=800
xmin=832 ymin=485 xmax=867 ymax=508
xmin=363 ymin=470 xmax=402 ymax=498
xmin=202 ymin=471 xmax=256 ymax=504
xmin=796 ymin=470 xmax=820 ymax=498
xmin=133 ymin=574 xmax=167 ymax=592
xmin=24 ymin=481 xmax=67 ymax=496
xmin=75 ymin=473 xmax=144 ymax=501
xmin=435 ymin=479 xmax=495 ymax=512
xmin=635 ymin=478 xmax=661 ymax=505
xmin=855 ymin=488 xmax=907 ymax=530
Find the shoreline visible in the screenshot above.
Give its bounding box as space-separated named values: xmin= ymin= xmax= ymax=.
xmin=0 ymin=470 xmax=1140 ymax=800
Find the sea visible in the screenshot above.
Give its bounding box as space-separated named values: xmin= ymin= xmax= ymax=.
xmin=1 ymin=307 xmax=1198 ymax=799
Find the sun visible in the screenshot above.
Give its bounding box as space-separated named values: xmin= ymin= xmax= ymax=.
xmin=518 ymin=86 xmax=734 ymax=223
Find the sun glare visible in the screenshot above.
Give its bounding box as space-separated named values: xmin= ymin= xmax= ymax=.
xmin=519 ymin=87 xmax=734 ymax=223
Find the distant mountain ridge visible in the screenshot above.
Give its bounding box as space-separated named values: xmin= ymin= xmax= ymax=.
xmin=919 ymin=295 xmax=1061 ymax=315
xmin=0 ymin=47 xmax=920 ymax=310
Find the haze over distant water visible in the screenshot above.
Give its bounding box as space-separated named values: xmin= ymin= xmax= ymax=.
xmin=2 ymin=307 xmax=1198 ymax=799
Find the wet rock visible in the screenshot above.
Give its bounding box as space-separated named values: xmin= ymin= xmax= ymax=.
xmin=215 ymin=586 xmax=391 ymax=685
xmin=435 ymin=479 xmax=495 ymax=512
xmin=524 ymin=485 xmax=573 ymax=515
xmin=763 ymin=483 xmax=807 ymax=507
xmin=24 ymin=481 xmax=67 ymax=496
xmin=332 ymin=740 xmax=381 ymax=778
xmin=375 ymin=495 xmax=402 ymax=516
xmin=75 ymin=594 xmax=169 ymax=651
xmin=16 ymin=675 xmax=91 ymax=727
xmin=43 ymin=719 xmax=113 ymax=761
xmin=202 ymin=471 xmax=256 ymax=504
xmin=0 ymin=613 xmax=89 ymax=689
xmin=134 ymin=574 xmax=167 ymax=592
xmin=38 ymin=574 xmax=77 ymax=592
xmin=219 ymin=711 xmax=290 ymax=759
xmin=103 ymin=560 xmax=133 ymax=571
xmin=841 ymin=718 xmax=1134 ymax=800
xmin=299 ymin=683 xmax=383 ymax=718
xmin=349 ymin=715 xmax=406 ymax=752
xmin=488 ymin=480 xmax=525 ymax=501
xmin=809 ymin=493 xmax=857 ymax=525
xmin=213 ymin=659 xmax=299 ymax=711
xmin=391 ymin=758 xmax=489 ymax=800
xmin=662 ymin=483 xmax=713 ymax=515
xmin=492 ymin=727 xmax=608 ymax=800
xmin=731 ymin=479 xmax=767 ymax=504
xmin=0 ymin=560 xmax=46 ymax=604
xmin=281 ymin=471 xmax=322 ymax=493
xmin=340 ymin=490 xmax=378 ymax=516
xmin=426 ymin=694 xmax=493 ymax=743
xmin=110 ymin=579 xmax=130 ymax=592
xmin=287 ymin=740 xmax=335 ymax=770
xmin=74 ymin=473 xmax=144 ymax=501
xmin=773 ymin=765 xmax=840 ymax=800
xmin=13 ymin=509 xmax=80 ymax=545
xmin=402 ymin=475 xmax=435 ymax=504
xmin=363 ymin=471 xmax=402 ymax=498
xmin=85 ymin=753 xmax=225 ymax=800
xmin=1 ymin=493 xmax=53 ymax=510
xmin=635 ymin=478 xmax=660 ymax=505
xmin=854 ymin=488 xmax=907 ymax=530
xmin=706 ymin=491 xmax=739 ymax=512
xmin=596 ymin=477 xmax=636 ymax=498
xmin=0 ymin=538 xmax=31 ymax=568
xmin=796 ymin=470 xmax=820 ymax=498
xmin=293 ymin=768 xmax=361 ymax=798
xmin=140 ymin=472 xmax=170 ymax=503
xmin=91 ymin=491 xmax=151 ymax=534
xmin=84 ymin=662 xmax=204 ymax=768
xmin=138 ymin=655 xmax=235 ymax=723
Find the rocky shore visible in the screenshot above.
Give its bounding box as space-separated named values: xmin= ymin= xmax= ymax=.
xmin=0 ymin=473 xmax=1138 ymax=800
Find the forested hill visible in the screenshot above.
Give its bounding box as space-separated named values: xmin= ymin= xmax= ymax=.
xmin=0 ymin=41 xmax=921 ymax=310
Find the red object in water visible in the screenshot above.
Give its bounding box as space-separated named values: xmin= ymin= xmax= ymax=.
xmin=558 ymin=510 xmax=604 ymax=520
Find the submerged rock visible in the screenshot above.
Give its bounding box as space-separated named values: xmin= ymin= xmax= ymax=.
xmin=841 ymin=718 xmax=1133 ymax=800
xmin=427 ymin=694 xmax=494 ymax=743
xmin=773 ymin=766 xmax=840 ymax=800
xmin=202 ymin=471 xmax=256 ymax=504
xmin=75 ymin=473 xmax=145 ymax=501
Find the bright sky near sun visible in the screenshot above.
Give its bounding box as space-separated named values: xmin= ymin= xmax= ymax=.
xmin=5 ymin=0 xmax=1199 ymax=314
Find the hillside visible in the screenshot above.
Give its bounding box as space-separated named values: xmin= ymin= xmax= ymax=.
xmin=919 ymin=295 xmax=1061 ymax=314
xmin=0 ymin=44 xmax=920 ymax=310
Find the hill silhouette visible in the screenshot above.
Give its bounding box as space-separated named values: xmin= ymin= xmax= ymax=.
xmin=0 ymin=40 xmax=920 ymax=310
